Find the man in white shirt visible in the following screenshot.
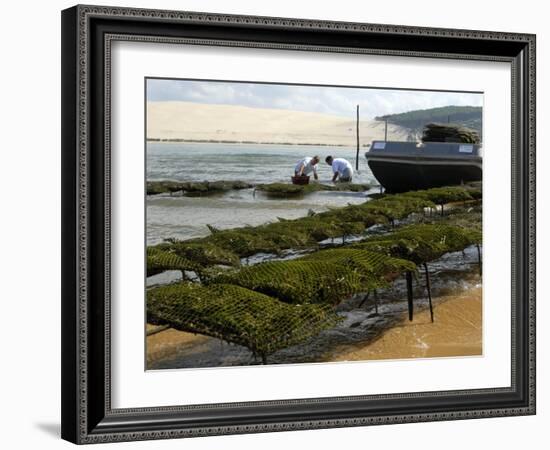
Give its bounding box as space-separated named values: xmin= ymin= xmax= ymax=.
xmin=325 ymin=156 xmax=353 ymax=182
xmin=294 ymin=156 xmax=320 ymax=180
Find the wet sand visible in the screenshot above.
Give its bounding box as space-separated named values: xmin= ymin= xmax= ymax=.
xmin=146 ymin=325 xmax=209 ymax=367
xmin=332 ymin=287 xmax=482 ymax=362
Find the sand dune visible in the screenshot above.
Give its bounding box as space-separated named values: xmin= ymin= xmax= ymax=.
xmin=147 ymin=101 xmax=411 ymax=146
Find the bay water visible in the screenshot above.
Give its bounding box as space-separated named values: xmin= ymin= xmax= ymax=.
xmin=146 ymin=142 xmax=378 ymax=244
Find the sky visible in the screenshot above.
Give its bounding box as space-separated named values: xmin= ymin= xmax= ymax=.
xmin=147 ymin=78 xmax=483 ymax=120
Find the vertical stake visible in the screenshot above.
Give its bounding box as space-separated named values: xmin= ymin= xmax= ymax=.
xmin=359 ymin=291 xmax=370 ymax=308
xmin=424 ymin=263 xmax=434 ymax=323
xmin=355 ymin=104 xmax=360 ymax=171
xmin=476 ymin=243 xmax=482 ymax=275
xmin=406 ymin=271 xmax=414 ymax=321
xmin=374 ymin=289 xmax=379 ymax=315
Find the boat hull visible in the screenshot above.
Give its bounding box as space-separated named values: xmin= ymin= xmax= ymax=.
xmin=366 ymin=141 xmax=482 ymax=193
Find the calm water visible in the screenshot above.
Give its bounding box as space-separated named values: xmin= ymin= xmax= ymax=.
xmin=147 ymin=142 xmax=378 ymax=244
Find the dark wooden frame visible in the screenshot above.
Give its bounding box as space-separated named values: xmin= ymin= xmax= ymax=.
xmin=61 ymin=4 xmax=536 ymax=444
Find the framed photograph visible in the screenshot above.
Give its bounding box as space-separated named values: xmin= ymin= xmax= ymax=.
xmin=61 ymin=4 xmax=536 ymax=444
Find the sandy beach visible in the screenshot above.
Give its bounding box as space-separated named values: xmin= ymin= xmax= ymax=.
xmin=332 ymin=287 xmax=482 ymax=362
xmin=146 ymin=325 xmax=210 ymax=367
xmin=147 ymin=101 xmax=410 ymax=145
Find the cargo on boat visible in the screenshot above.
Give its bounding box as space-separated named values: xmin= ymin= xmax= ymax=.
xmin=365 ymin=140 xmax=482 ymax=193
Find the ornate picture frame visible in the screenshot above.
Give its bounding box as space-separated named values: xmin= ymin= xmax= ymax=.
xmin=61 ymin=5 xmax=535 ymax=444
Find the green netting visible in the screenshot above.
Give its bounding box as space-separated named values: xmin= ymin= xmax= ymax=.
xmin=255 ymin=182 xmax=371 ymax=196
xmin=213 ymin=249 xmax=415 ymax=305
xmin=147 ymin=180 xmax=252 ymax=196
xmin=146 ymin=247 xmax=199 ymax=277
xmin=333 ymin=182 xmax=372 ymax=192
xmin=147 ymin=282 xmax=340 ymax=359
xmin=300 ymin=248 xmax=417 ymax=278
xmin=214 ymin=260 xmax=362 ymax=305
xmin=362 ymin=195 xmax=436 ymax=222
xmin=205 ymin=228 xmax=282 ymax=257
xmin=320 ymin=205 xmax=386 ymax=228
xmin=401 ymin=186 xmax=475 ymax=206
xmin=352 ymin=224 xmax=482 ymax=265
xmin=288 ymin=216 xmax=349 ymax=241
xmin=147 ymin=181 xmax=186 ymax=195
xmin=147 ymin=186 xmax=481 ymax=274
xmin=465 ymin=185 xmax=483 ymax=200
xmin=438 ymin=209 xmax=482 ymax=232
xmin=157 ymin=241 xmax=240 ymax=267
xmin=249 ymin=223 xmax=315 ymax=249
xmin=255 ymin=183 xmax=307 ymax=196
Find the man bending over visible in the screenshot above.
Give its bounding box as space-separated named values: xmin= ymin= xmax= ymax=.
xmin=325 ymin=156 xmax=353 ymax=182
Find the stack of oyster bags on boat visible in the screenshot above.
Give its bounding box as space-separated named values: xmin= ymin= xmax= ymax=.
xmin=421 ymin=123 xmax=480 ymax=144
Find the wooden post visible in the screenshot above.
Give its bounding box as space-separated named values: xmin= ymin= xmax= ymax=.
xmin=423 ymin=263 xmax=434 ymax=323
xmin=355 ymin=104 xmax=360 ymax=170
xmin=406 ymin=271 xmax=414 ymax=321
xmin=384 ymin=118 xmax=388 ymax=141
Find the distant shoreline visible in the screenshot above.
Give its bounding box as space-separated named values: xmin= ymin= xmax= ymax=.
xmin=147 ymin=138 xmax=372 ymax=147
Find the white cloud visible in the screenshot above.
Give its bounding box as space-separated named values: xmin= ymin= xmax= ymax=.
xmin=147 ymin=78 xmax=482 ymax=119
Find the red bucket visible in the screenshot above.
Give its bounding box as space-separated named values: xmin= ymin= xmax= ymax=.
xmin=291 ymin=175 xmax=310 ymax=185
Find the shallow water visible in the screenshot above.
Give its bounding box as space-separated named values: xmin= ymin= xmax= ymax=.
xmin=147 ymin=142 xmax=377 ymax=245
xmin=147 ymin=188 xmax=376 ymax=245
xmin=147 ymin=142 xmax=375 ymax=184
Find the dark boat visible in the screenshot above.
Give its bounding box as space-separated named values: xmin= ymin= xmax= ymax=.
xmin=365 ymin=140 xmax=482 ymax=193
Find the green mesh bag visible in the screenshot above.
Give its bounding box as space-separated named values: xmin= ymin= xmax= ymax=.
xmin=353 ymin=224 xmax=481 ymax=265
xmin=146 ymin=247 xmax=200 ymax=277
xmin=401 ymin=186 xmax=474 ymax=207
xmin=300 ymin=247 xmax=417 ymax=281
xmin=158 ymin=241 xmax=240 ymax=267
xmin=362 ymin=195 xmax=435 ymax=222
xmin=147 ymin=282 xmax=340 ymax=360
xmin=214 ymin=259 xmax=363 ymax=305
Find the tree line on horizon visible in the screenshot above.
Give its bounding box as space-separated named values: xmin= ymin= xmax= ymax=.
xmin=375 ymin=106 xmax=482 ymax=138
